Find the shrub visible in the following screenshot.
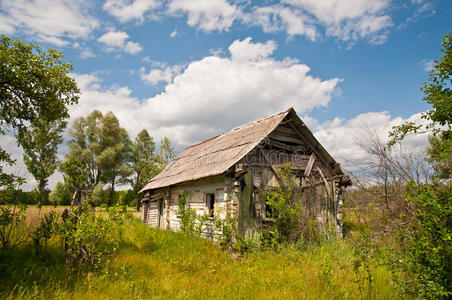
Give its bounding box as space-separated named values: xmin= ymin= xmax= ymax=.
xmin=32 ymin=211 xmax=59 ymax=250
xmin=0 ymin=204 xmax=30 ymax=248
xmin=262 ymin=165 xmax=304 ymax=244
xmin=60 ymin=202 xmax=126 ymax=270
xmin=394 ymin=181 xmax=452 ymax=299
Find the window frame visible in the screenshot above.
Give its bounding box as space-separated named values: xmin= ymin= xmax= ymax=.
xmin=205 ymin=192 xmax=215 ymax=217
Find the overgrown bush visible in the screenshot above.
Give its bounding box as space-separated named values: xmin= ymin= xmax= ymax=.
xmin=262 ymin=165 xmax=307 ymax=245
xmin=60 ymin=202 xmax=126 ymax=270
xmin=394 ymin=180 xmax=452 ymax=299
xmin=0 ymin=204 xmax=30 ymax=248
xmin=32 ymin=211 xmax=59 ymax=250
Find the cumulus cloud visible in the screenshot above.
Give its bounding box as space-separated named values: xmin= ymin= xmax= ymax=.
xmin=0 ymin=38 xmax=430 ymax=190
xmin=103 ymin=0 xmax=160 ymax=23
xmin=168 ymin=0 xmax=240 ymax=32
xmin=228 ymin=37 xmax=277 ymax=61
xmin=141 ymin=64 xmax=184 ymax=85
xmin=166 ymin=0 xmax=392 ymax=44
xmin=281 ymin=0 xmax=392 ymax=44
xmin=98 ymin=31 xmax=143 ymax=54
xmin=312 ymin=111 xmax=429 ymax=172
xmin=70 ymin=38 xmax=340 ymax=146
xmin=244 ymin=5 xmax=319 ymax=40
xmin=0 ymin=0 xmax=98 ymax=46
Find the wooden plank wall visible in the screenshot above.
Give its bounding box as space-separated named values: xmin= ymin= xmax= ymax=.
xmin=147 ymin=175 xmax=234 ymax=239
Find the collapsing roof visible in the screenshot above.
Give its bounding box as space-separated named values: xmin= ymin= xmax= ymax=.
xmin=141 ymin=107 xmax=344 ymax=192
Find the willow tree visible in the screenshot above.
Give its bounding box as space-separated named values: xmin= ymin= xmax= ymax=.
xmin=60 ymin=110 xmax=132 ymax=206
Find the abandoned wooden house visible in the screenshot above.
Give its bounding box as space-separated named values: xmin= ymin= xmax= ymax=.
xmin=140 ymin=107 xmax=351 ymax=239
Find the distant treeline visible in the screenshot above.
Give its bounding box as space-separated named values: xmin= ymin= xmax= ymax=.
xmin=0 ymin=188 xmax=136 ymax=207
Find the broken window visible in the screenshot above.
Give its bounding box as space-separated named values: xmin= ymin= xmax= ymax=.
xmin=205 ymin=193 xmax=215 ymax=217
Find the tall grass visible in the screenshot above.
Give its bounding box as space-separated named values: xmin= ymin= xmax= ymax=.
xmin=0 ymin=210 xmax=399 ymax=299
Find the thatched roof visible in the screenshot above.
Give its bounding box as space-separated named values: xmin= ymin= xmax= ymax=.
xmin=141 ymin=107 xmax=343 ymax=192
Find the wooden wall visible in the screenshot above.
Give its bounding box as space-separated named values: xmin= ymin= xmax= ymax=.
xmin=142 ymin=175 xmax=235 ymax=239
xmin=143 ymin=167 xmax=344 ymax=238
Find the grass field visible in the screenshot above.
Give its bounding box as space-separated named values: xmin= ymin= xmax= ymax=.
xmin=0 ymin=207 xmax=399 ymax=299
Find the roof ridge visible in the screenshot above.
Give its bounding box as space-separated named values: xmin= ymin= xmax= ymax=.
xmin=182 ymin=107 xmax=293 ymax=151
xmin=140 ymin=107 xmax=294 ymax=192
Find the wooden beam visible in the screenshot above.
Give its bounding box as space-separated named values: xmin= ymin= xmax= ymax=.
xmin=269 ymin=139 xmax=296 ymax=151
xmin=269 ymin=132 xmax=304 ymax=144
xmin=269 ymin=138 xmax=306 ymax=152
xmin=298 ymin=174 xmax=345 ymax=190
xmin=316 ymin=166 xmax=331 ymax=199
xmin=304 ymin=153 xmax=316 ymax=177
xmin=273 ymin=125 xmax=295 ymax=135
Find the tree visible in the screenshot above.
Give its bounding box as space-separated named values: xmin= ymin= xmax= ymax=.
xmin=389 ymin=33 xmax=451 ymax=179
xmin=99 ymin=112 xmax=133 ymax=206
xmin=387 ymin=33 xmax=452 ymax=298
xmin=61 ymin=110 xmax=104 ymax=190
xmin=127 ymin=129 xmax=158 ymax=211
xmin=20 ymin=117 xmax=66 ymax=206
xmin=157 ymin=137 xmax=176 ymax=171
xmin=0 ymin=35 xmax=79 ymax=187
xmin=60 ymin=110 xmax=132 ymax=206
xmin=49 ymin=181 xmax=71 ymax=206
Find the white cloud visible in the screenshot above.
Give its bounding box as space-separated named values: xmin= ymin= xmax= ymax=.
xmin=75 ymin=38 xmax=341 ymax=146
xmin=98 ymin=31 xmax=143 ymax=54
xmin=103 ymin=0 xmax=160 ymax=23
xmin=312 ymin=111 xmax=429 ymax=172
xmin=245 ymin=5 xmax=318 ymax=40
xmin=80 ymin=48 xmax=96 ymax=59
xmin=281 ymin=0 xmax=392 ymax=44
xmin=168 ymin=0 xmax=239 ymax=32
xmin=169 ymin=29 xmax=178 ymax=38
xmin=141 ymin=65 xmax=184 ymax=85
xmin=228 ymin=37 xmax=277 ymax=61
xmin=165 ymin=0 xmax=392 ymax=44
xmin=420 ymin=59 xmax=434 ymax=72
xmin=0 ymin=0 xmax=98 ymax=46
xmin=400 ymin=0 xmax=435 ymax=28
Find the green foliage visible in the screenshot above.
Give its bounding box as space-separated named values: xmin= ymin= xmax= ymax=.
xmin=127 ymin=129 xmax=158 ymax=211
xmin=389 ymin=33 xmax=451 ymax=147
xmin=0 ymin=215 xmax=398 ymax=299
xmin=0 ymin=204 xmax=30 ymax=248
xmin=116 ymin=189 xmax=135 ymax=207
xmin=0 ymin=35 xmax=79 ymax=188
xmin=385 ymin=33 xmax=452 ymax=298
xmin=20 ymin=107 xmax=68 ymax=206
xmin=263 ymin=165 xmax=303 ymax=244
xmin=60 ymin=110 xmax=133 ymax=205
xmin=49 ymin=182 xmax=72 ymax=206
xmin=421 ymin=33 xmax=452 ymax=134
xmin=213 ymin=214 xmax=238 ymax=249
xmin=32 ymin=211 xmax=59 ymax=250
xmin=427 ymin=134 xmax=452 ymax=179
xmin=157 ymin=136 xmax=176 ymax=171
xmin=60 ymin=203 xmax=126 ymax=270
xmin=0 ymin=186 xmax=37 ymax=205
xmin=177 ymin=191 xmax=205 ymax=235
xmin=394 ymin=181 xmax=452 ymax=298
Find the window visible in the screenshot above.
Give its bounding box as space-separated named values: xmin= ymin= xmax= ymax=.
xmin=206 ymin=193 xmax=215 ymax=217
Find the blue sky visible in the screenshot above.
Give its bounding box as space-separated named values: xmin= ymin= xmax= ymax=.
xmin=0 ymin=0 xmax=450 ymax=189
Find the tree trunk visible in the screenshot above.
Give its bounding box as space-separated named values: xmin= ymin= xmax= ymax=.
xmin=38 ymin=179 xmax=45 ymax=208
xmin=108 ymin=181 xmax=115 ymax=206
xmin=135 ymin=190 xmax=140 ymax=212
